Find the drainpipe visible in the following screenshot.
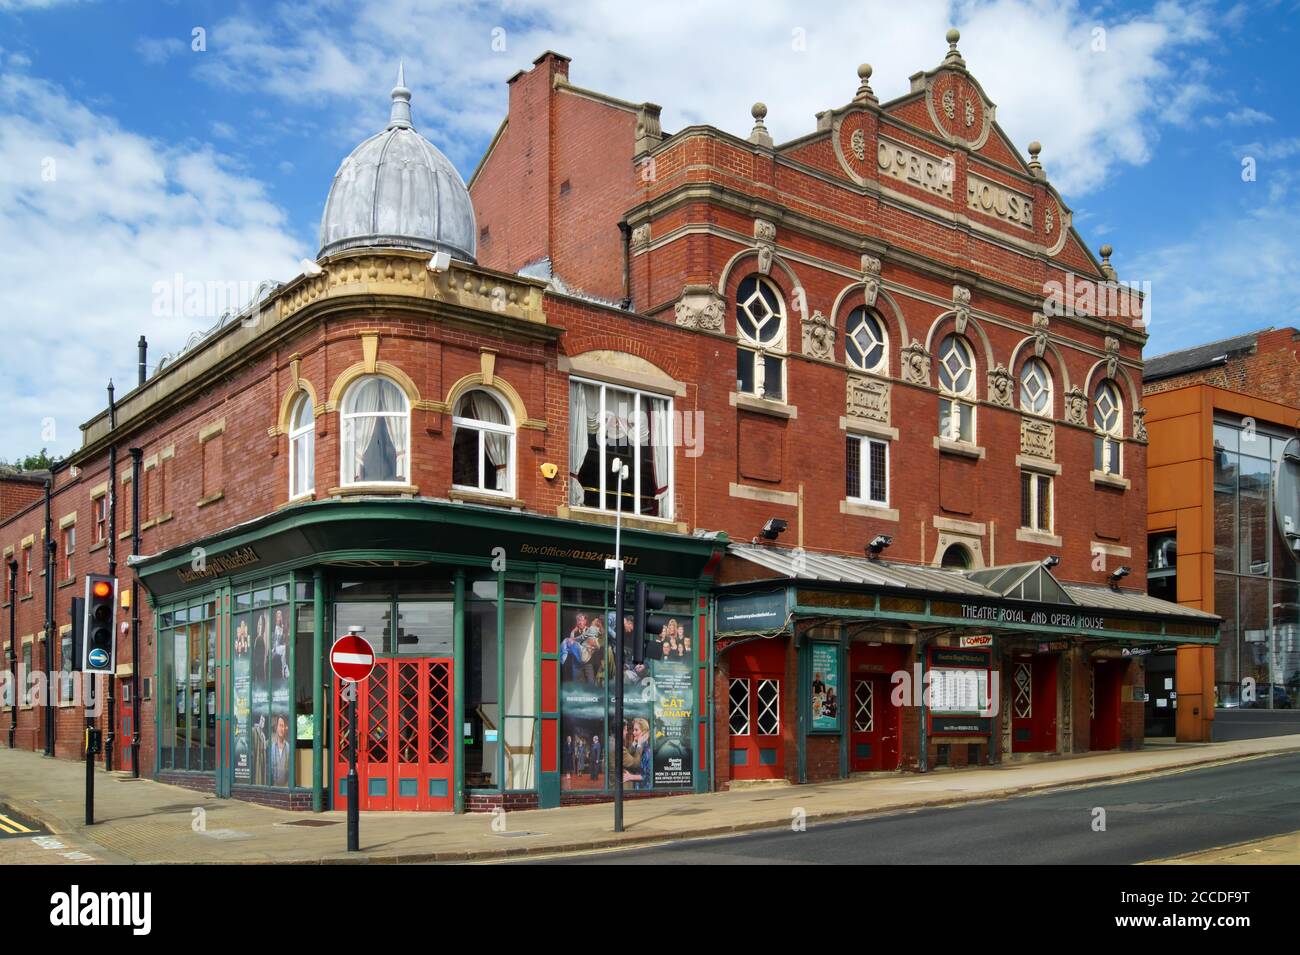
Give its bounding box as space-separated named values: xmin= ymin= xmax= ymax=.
xmin=7 ymin=558 xmax=17 ymax=749
xmin=129 ymin=447 xmax=143 ymax=777
xmin=618 ymin=220 xmax=632 ymax=311
xmin=43 ymin=477 xmax=55 ymax=756
xmin=105 ymin=380 xmax=117 ymax=771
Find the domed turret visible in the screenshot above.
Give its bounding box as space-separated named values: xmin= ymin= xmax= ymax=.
xmin=318 ymin=64 xmax=476 ymax=262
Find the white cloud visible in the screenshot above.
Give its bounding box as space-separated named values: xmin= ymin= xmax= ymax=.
xmin=135 ymin=36 xmax=187 ymax=66
xmin=193 ymin=0 xmax=1221 ymax=196
xmin=1223 ymin=106 xmax=1274 ymax=126
xmin=0 ymin=68 xmax=304 ymax=461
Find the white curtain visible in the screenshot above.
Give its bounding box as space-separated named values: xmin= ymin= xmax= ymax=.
xmin=650 ymin=397 xmax=671 ymax=516
xmin=568 ymin=382 xmax=600 ymax=506
xmin=472 ymin=393 xmax=510 ymax=490
xmin=347 ymin=378 xmax=381 ymax=482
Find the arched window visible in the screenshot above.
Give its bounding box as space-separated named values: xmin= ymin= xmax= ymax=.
xmin=734 ymin=274 xmax=786 ymax=400
xmin=452 ymin=390 xmax=515 ymax=496
xmin=1093 ymin=379 xmax=1123 ymax=475
xmin=340 ymin=375 xmax=410 ymax=485
xmin=844 ymin=307 xmax=887 ymax=373
xmin=937 ymin=334 xmax=976 ymax=443
xmin=288 ymin=393 xmax=315 ymax=497
xmin=940 ymin=543 xmax=973 ymax=569
xmin=1019 ymin=358 xmax=1053 ymax=416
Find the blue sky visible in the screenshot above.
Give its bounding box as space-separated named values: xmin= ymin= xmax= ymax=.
xmin=0 ymin=0 xmax=1296 ymax=461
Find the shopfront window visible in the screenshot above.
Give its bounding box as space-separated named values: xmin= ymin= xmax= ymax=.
xmin=157 ymin=597 xmax=218 ymax=773
xmin=229 ymin=580 xmax=292 ymax=786
xmin=1211 ymin=417 xmax=1300 ymax=709
xmin=559 ymin=587 xmax=697 ymax=795
xmin=464 ymin=595 xmax=499 ymax=789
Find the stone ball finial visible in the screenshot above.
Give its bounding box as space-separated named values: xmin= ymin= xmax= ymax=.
xmin=946 ymin=28 xmax=961 ymax=45
xmin=1100 ymin=244 xmax=1113 ymax=259
xmin=1028 ymin=141 xmax=1041 ymax=158
xmin=858 ymin=63 xmax=873 ymax=80
xmin=752 ymin=102 xmax=768 ymax=121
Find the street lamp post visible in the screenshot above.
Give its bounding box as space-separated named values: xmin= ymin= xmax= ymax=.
xmin=604 ymin=456 xmax=629 ymax=832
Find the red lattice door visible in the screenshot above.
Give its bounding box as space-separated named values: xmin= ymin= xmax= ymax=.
xmin=335 ymin=658 xmax=454 ymax=811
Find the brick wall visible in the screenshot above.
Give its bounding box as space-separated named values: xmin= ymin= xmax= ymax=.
xmin=1144 ymin=327 xmax=1300 ymax=405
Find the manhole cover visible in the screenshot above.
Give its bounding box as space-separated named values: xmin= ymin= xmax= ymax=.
xmin=493 ymin=831 xmax=541 ymax=838
xmin=276 ymin=819 xmax=340 ymax=828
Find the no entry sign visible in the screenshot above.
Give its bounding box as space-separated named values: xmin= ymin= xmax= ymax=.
xmin=331 ymin=633 xmax=376 ymax=684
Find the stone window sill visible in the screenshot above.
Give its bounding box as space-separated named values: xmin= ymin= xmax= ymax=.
xmin=933 ymin=436 xmax=986 ymax=460
xmin=88 ymin=541 xmax=107 ymax=553
xmin=557 ymin=505 xmax=687 ymax=535
xmin=197 ymin=492 xmax=226 ymax=508
xmin=450 ymin=488 xmax=525 ymax=509
xmin=57 ymin=577 xmax=76 ymax=589
xmin=840 ymin=500 xmax=899 ymax=522
xmin=729 ymin=391 xmax=797 ymax=419
xmin=327 ymin=483 xmax=419 ymax=496
xmin=1016 ymin=527 xmax=1062 ymax=547
xmin=1090 ymin=470 xmax=1130 ymax=490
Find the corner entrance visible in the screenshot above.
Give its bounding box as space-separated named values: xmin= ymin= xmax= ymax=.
xmin=334 ymin=658 xmax=454 ymax=811
xmin=1010 ymin=654 xmax=1058 ymax=753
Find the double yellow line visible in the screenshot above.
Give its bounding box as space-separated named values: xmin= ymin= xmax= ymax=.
xmin=0 ymin=813 xmax=35 ymax=835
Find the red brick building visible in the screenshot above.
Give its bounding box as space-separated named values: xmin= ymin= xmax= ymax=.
xmin=1 ymin=33 xmax=1214 ymax=811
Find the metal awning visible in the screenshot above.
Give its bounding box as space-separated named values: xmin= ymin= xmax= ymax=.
xmin=720 ymin=543 xmax=1219 ymax=644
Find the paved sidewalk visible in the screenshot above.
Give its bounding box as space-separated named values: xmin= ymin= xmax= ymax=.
xmin=2 ymin=735 xmax=1298 ymax=864
xmin=1153 ymin=830 xmax=1300 ymax=865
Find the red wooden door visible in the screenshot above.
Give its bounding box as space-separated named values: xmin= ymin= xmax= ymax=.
xmin=1011 ymin=656 xmax=1058 ymax=753
xmin=728 ymin=674 xmax=783 ymax=779
xmin=850 ymin=673 xmax=899 ymax=771
xmin=1089 ymin=660 xmax=1121 ymax=751
xmin=335 ymin=658 xmax=453 ymax=811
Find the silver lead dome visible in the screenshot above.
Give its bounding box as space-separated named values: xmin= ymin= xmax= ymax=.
xmin=318 ymin=63 xmax=477 ymax=262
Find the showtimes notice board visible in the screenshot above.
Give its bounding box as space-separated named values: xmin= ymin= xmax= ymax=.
xmin=927 ymin=647 xmax=992 ymax=736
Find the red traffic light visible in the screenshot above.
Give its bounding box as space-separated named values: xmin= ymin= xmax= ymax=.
xmin=92 ymin=580 xmax=112 ymax=599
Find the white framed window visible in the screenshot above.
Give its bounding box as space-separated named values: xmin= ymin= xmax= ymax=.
xmin=569 ymin=377 xmax=673 ymax=518
xmin=340 ymin=375 xmax=410 ymax=486
xmin=734 ymin=275 xmax=786 ymax=400
xmin=844 ymin=307 xmax=887 ymax=373
xmin=1019 ymin=358 xmax=1052 ymax=416
xmin=288 ymin=393 xmax=315 ymax=497
xmin=1020 ymin=471 xmax=1053 ymax=532
xmin=846 ymin=434 xmax=889 ymax=505
xmin=1093 ymin=380 xmax=1123 ymax=475
xmin=451 ymin=390 xmax=515 ymax=496
xmin=728 ymin=678 xmax=751 ymax=736
xmin=755 ymin=678 xmax=781 ymax=736
xmin=937 ymin=334 xmax=976 ymax=443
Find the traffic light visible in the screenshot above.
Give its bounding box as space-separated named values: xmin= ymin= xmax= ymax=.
xmin=81 ymin=574 xmax=117 ymax=673
xmin=632 ymin=580 xmax=668 ymax=665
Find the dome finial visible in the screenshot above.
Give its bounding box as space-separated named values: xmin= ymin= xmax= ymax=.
xmin=389 ymin=61 xmax=413 ymax=129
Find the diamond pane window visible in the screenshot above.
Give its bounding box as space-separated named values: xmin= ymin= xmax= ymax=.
xmin=735 ymin=276 xmax=784 ymax=343
xmin=728 ymin=679 xmax=751 ymax=736
xmin=756 ymin=679 xmax=780 ymax=736
xmin=845 ymin=307 xmax=887 ymax=372
xmin=937 ymin=335 xmax=975 ymax=396
xmin=1019 ymin=358 xmax=1052 ymax=416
